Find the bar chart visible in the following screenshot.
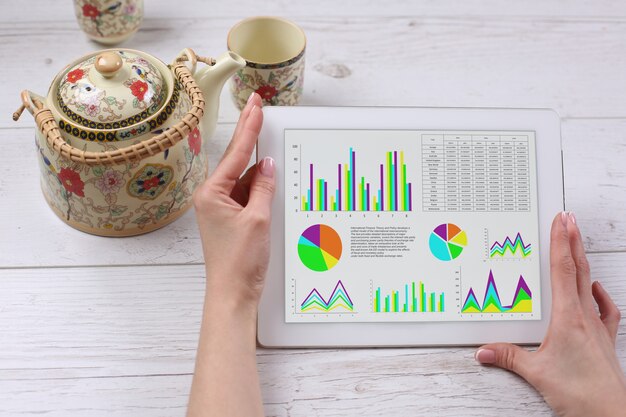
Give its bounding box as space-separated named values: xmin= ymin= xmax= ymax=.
xmin=373 ymin=280 xmax=445 ymax=313
xmin=300 ymin=147 xmax=413 ymax=212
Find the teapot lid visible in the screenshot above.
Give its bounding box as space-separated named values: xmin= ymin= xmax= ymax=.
xmin=55 ymin=50 xmax=168 ymax=130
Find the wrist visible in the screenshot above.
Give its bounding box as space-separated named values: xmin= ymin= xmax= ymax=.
xmin=205 ymin=273 xmax=260 ymax=322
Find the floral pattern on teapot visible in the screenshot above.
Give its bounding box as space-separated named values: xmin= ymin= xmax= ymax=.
xmin=57 ymin=52 xmax=166 ymax=127
xmin=35 ymin=108 xmax=208 ymax=234
xmin=74 ymin=0 xmax=143 ymax=43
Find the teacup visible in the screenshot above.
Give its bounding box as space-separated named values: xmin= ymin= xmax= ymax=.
xmin=73 ymin=0 xmax=143 ymax=45
xmin=228 ymin=17 xmax=306 ymax=109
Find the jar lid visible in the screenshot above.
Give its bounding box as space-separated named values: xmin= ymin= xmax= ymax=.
xmin=56 ymin=50 xmax=168 ymax=129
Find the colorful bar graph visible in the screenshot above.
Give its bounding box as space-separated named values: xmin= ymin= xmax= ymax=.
xmin=373 ymin=280 xmax=445 ymax=313
xmin=302 ymin=148 xmax=413 ymax=211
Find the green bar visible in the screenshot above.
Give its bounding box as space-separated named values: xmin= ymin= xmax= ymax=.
xmin=402 ymin=165 xmax=407 ymax=210
xmin=430 ymin=293 xmax=435 ymax=312
xmin=394 ymin=291 xmax=398 ymax=312
xmin=387 ymin=152 xmax=392 ymax=210
xmin=420 ymin=282 xmax=425 ymax=312
xmin=439 ymin=293 xmax=444 ymax=312
xmin=376 ymin=288 xmax=381 ymax=312
xmin=347 ymin=168 xmax=352 ymax=211
xmin=361 ymin=177 xmax=365 ymax=211
xmin=385 ymin=296 xmax=389 ymax=313
xmin=412 ymin=282 xmax=416 ymax=312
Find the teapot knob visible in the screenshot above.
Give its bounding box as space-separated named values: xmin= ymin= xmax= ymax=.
xmin=95 ymin=52 xmax=123 ymax=78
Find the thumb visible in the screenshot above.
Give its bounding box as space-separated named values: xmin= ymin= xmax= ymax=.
xmin=246 ymin=157 xmax=276 ymax=216
xmin=475 ymin=343 xmax=531 ymax=378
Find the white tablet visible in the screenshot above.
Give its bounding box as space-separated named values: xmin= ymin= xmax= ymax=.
xmin=257 ymin=106 xmax=563 ymax=347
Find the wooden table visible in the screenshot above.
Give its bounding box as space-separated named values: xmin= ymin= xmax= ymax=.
xmin=1 ymin=1 xmax=625 ymax=415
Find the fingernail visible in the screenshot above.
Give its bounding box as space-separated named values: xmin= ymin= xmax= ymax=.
xmin=475 ymin=349 xmax=496 ymax=364
xmin=568 ymin=211 xmax=576 ymax=225
xmin=561 ymin=211 xmax=568 ymax=227
xmin=259 ymin=157 xmax=275 ymax=178
xmin=247 ymin=91 xmax=257 ymax=104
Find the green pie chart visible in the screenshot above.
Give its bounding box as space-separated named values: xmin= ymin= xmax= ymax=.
xmin=298 ymin=224 xmax=343 ymax=271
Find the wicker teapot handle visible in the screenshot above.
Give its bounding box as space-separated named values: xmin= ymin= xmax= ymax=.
xmin=13 ymin=51 xmax=210 ymax=167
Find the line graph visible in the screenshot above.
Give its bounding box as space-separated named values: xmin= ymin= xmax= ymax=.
xmin=300 ymin=280 xmax=355 ymax=312
xmin=490 ymin=233 xmax=532 ymax=258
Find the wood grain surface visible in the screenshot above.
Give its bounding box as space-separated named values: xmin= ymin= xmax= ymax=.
xmin=1 ymin=1 xmax=625 ymax=416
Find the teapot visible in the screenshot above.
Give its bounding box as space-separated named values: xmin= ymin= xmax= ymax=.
xmin=13 ymin=48 xmax=245 ymax=236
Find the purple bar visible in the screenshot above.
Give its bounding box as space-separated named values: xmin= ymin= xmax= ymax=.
xmin=309 ymin=164 xmax=313 ymax=211
xmin=408 ymin=183 xmax=412 ymax=211
xmin=324 ymin=181 xmax=328 ymax=211
xmin=380 ymin=164 xmax=384 ymax=211
xmin=351 ymin=150 xmax=356 ymax=211
xmin=366 ymin=183 xmax=370 ymax=211
xmin=337 ymin=164 xmax=342 ymax=211
xmin=393 ymin=151 xmax=398 ymax=211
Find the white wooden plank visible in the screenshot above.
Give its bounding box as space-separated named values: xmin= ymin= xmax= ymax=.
xmin=3 ymin=0 xmax=626 ymax=22
xmin=2 ymin=117 xmax=625 ymax=268
xmin=563 ymin=118 xmax=626 ymax=251
xmin=4 ymin=14 xmax=626 ymax=130
xmin=0 ymin=252 xmax=624 ymax=416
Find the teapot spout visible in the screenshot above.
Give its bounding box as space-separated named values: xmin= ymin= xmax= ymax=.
xmin=193 ymin=51 xmax=246 ymax=138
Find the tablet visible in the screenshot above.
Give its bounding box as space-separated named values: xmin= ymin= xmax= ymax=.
xmin=257 ymin=106 xmax=563 ymax=347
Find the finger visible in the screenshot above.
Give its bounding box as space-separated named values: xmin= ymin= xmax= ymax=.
xmin=211 ymin=105 xmax=263 ymax=192
xmin=592 ymin=281 xmax=622 ymax=342
xmin=550 ymin=212 xmax=580 ymax=312
xmin=475 ymin=343 xmax=532 ymax=380
xmin=245 ymin=157 xmax=275 ymax=219
xmin=224 ymin=93 xmax=263 ymax=161
xmin=566 ymin=212 xmax=595 ymax=312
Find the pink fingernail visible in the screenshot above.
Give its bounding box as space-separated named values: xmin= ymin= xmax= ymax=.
xmin=475 ymin=349 xmax=496 ymax=364
xmin=561 ymin=211 xmax=568 ymax=227
xmin=259 ymin=157 xmax=275 ymax=178
xmin=569 ymin=211 xmax=576 ymax=225
xmin=247 ymin=91 xmax=256 ymax=104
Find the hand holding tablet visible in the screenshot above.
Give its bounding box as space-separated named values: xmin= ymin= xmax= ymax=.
xmin=187 ymin=100 xmax=626 ymax=417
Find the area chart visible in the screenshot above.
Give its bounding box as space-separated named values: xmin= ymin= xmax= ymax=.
xmin=462 ymin=270 xmax=533 ymax=313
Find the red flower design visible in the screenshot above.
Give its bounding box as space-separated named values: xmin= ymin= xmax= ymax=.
xmin=129 ymin=80 xmax=149 ymax=101
xmin=82 ymin=4 xmax=100 ymax=19
xmin=142 ymin=176 xmax=161 ymax=190
xmin=255 ymin=85 xmax=278 ymax=102
xmin=67 ymin=68 xmax=85 ymax=84
xmin=188 ymin=127 xmax=202 ymax=156
xmin=58 ymin=168 xmax=85 ymax=197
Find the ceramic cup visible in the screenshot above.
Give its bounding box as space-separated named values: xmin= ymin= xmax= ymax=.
xmin=228 ymin=17 xmax=306 ymax=109
xmin=73 ymin=0 xmax=143 ymax=45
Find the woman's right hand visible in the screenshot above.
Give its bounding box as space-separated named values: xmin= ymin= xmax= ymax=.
xmin=475 ymin=212 xmax=626 ymax=416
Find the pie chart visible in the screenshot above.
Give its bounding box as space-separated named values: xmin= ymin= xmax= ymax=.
xmin=429 ymin=223 xmax=467 ymax=261
xmin=298 ymin=224 xmax=342 ymax=271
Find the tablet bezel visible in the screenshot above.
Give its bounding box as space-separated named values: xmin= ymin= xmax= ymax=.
xmin=257 ymin=106 xmax=562 ymax=347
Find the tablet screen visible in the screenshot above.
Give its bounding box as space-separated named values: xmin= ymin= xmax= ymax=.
xmin=284 ymin=129 xmax=540 ymax=323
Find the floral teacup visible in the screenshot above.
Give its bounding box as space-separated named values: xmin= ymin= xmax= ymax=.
xmin=228 ymin=17 xmax=306 ymax=109
xmin=73 ymin=0 xmax=143 ymax=45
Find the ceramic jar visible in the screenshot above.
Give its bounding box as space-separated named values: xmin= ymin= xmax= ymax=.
xmin=73 ymin=0 xmax=143 ymax=45
xmin=14 ymin=48 xmax=246 ymax=236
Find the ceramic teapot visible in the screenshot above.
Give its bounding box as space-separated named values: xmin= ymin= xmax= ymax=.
xmin=13 ymin=48 xmax=245 ymax=236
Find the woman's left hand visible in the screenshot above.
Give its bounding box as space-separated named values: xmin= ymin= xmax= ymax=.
xmin=193 ymin=92 xmax=275 ymax=306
